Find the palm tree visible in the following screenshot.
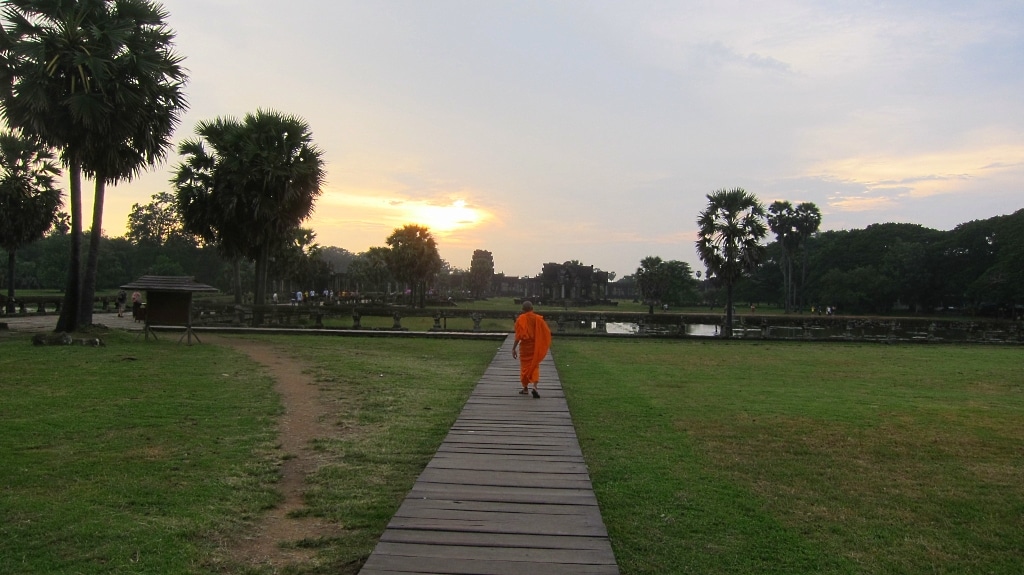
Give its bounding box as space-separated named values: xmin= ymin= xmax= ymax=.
xmin=768 ymin=200 xmax=799 ymax=312
xmin=696 ymin=188 xmax=768 ymax=337
xmin=0 ymin=0 xmax=187 ymax=331
xmin=173 ymin=118 xmax=250 ymax=303
xmin=0 ymin=130 xmax=61 ymax=313
xmin=767 ymin=201 xmax=821 ymax=313
xmin=793 ymin=202 xmax=822 ymax=311
xmin=174 ymin=110 xmax=326 ymax=322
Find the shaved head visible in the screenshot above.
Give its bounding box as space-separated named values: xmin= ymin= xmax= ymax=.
xmin=521 ymin=300 xmax=534 ymax=312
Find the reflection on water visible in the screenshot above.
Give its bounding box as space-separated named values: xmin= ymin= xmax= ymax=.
xmin=606 ymin=322 xmax=638 ymax=334
xmin=685 ymin=324 xmax=720 ymax=337
xmin=605 ymin=322 xmax=721 ymax=337
xmin=562 ymin=317 xmax=1020 ymax=343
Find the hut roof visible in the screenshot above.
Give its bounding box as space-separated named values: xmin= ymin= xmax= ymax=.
xmin=120 ymin=275 xmax=218 ymax=293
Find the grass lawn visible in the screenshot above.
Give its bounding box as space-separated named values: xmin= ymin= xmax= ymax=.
xmin=0 ymin=331 xmax=283 ymax=574
xmin=0 ymin=331 xmax=498 ymax=574
xmin=555 ymin=338 xmax=1024 ymax=574
xmin=3 ymin=329 xmax=1021 ymax=574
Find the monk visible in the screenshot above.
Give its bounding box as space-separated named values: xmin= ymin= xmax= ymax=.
xmin=511 ymin=300 xmax=552 ymax=398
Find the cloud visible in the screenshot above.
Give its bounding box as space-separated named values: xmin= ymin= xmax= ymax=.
xmin=808 ymin=144 xmax=1024 ymax=203
xmin=828 ymin=194 xmax=901 ymax=213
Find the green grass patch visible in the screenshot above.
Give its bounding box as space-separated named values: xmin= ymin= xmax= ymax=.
xmin=0 ymin=331 xmax=282 ymax=575
xmin=555 ymin=339 xmax=1024 ymax=574
xmin=0 ymin=331 xmax=498 ymax=574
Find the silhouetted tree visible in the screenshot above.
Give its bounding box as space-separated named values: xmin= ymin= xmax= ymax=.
xmin=0 ymin=0 xmax=187 ymax=330
xmin=768 ymin=201 xmax=821 ymax=312
xmin=347 ymin=246 xmax=392 ymax=295
xmin=469 ymin=249 xmax=494 ymax=298
xmin=385 ymin=225 xmax=441 ymax=308
xmin=125 ymin=192 xmax=194 ymax=247
xmin=0 ymin=130 xmax=61 ymax=312
xmin=174 ymin=110 xmax=325 ymax=320
xmin=696 ymin=188 xmax=767 ymax=337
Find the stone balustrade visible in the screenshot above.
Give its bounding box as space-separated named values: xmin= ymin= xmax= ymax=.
xmin=182 ymin=302 xmax=1023 ymax=344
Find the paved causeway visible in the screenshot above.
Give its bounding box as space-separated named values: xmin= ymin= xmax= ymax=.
xmin=359 ymin=334 xmax=619 ymax=575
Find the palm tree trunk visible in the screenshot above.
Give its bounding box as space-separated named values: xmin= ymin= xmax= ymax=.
xmin=5 ymin=249 xmax=16 ymax=314
xmin=55 ymin=163 xmax=83 ymax=333
xmin=799 ymin=246 xmax=810 ymax=312
xmin=786 ymin=255 xmax=794 ymax=313
xmin=232 ymin=258 xmax=242 ymax=305
xmin=78 ymin=179 xmax=105 ymax=328
xmin=253 ymin=246 xmax=269 ymax=326
xmin=724 ymin=281 xmax=734 ymax=338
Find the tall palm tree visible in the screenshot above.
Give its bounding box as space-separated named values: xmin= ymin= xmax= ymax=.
xmin=173 ymin=122 xmax=246 ymax=303
xmin=768 ymin=200 xmax=799 ymax=312
xmin=0 ymin=0 xmax=187 ymax=331
xmin=793 ymin=202 xmax=822 ymax=311
xmin=696 ymin=188 xmax=768 ymax=337
xmin=174 ymin=110 xmax=326 ymax=322
xmin=0 ymin=129 xmax=61 ymax=313
xmin=767 ymin=201 xmax=821 ymax=312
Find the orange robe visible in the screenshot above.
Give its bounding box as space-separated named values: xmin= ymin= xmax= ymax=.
xmin=514 ymin=310 xmax=552 ymax=385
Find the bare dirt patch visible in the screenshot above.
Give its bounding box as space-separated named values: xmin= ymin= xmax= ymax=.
xmin=210 ymin=336 xmax=343 ymax=571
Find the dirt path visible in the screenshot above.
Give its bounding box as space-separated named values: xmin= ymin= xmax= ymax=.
xmin=209 ymin=336 xmax=343 ymax=571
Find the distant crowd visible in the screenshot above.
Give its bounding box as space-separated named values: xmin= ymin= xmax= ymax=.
xmin=272 ymin=290 xmax=340 ymax=305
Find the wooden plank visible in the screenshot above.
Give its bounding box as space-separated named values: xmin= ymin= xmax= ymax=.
xmin=448 ymin=424 xmax=573 ymax=431
xmin=452 ymin=418 xmax=575 ymax=427
xmin=449 ymin=425 xmax=576 ymax=434
xmin=450 ymin=425 xmax=575 ymax=433
xmin=396 ymin=498 xmax=600 ymax=517
xmin=385 ymin=513 xmax=609 ymax=537
xmin=441 ymin=435 xmax=575 ymax=447
xmin=432 ymin=451 xmax=586 ymax=463
xmin=436 ymin=448 xmax=584 ymax=459
xmin=361 ymin=554 xmax=619 ymax=575
xmin=370 ymin=542 xmax=617 ymax=565
xmin=382 ymin=515 xmax=606 ymax=536
xmin=437 ymin=443 xmax=583 ymax=453
xmin=380 ymin=529 xmax=611 ymax=550
xmin=408 ymin=483 xmax=599 ymax=506
xmin=414 ymin=468 xmax=594 ymax=489
xmin=425 ymin=457 xmax=590 ymax=474
xmin=449 ymin=425 xmax=574 ymax=435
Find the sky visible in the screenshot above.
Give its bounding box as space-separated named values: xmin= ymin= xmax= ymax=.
xmin=90 ymin=0 xmax=1024 ymax=279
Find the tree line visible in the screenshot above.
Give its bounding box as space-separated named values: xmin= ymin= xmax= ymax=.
xmin=6 ymin=187 xmax=1021 ymax=323
xmin=628 ymin=188 xmax=1023 ymax=337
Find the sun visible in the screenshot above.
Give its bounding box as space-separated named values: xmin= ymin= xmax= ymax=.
xmin=408 ymin=199 xmax=486 ymax=233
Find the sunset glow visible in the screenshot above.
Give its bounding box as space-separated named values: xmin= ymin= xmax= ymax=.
xmin=407 ymin=199 xmax=486 ymax=233
xmin=315 ymin=189 xmax=493 ymax=240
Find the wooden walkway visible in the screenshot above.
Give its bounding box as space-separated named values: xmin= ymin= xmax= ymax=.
xmin=359 ymin=335 xmax=619 ymax=575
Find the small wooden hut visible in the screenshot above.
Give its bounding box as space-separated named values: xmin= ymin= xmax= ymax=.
xmin=120 ymin=275 xmax=218 ymax=344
